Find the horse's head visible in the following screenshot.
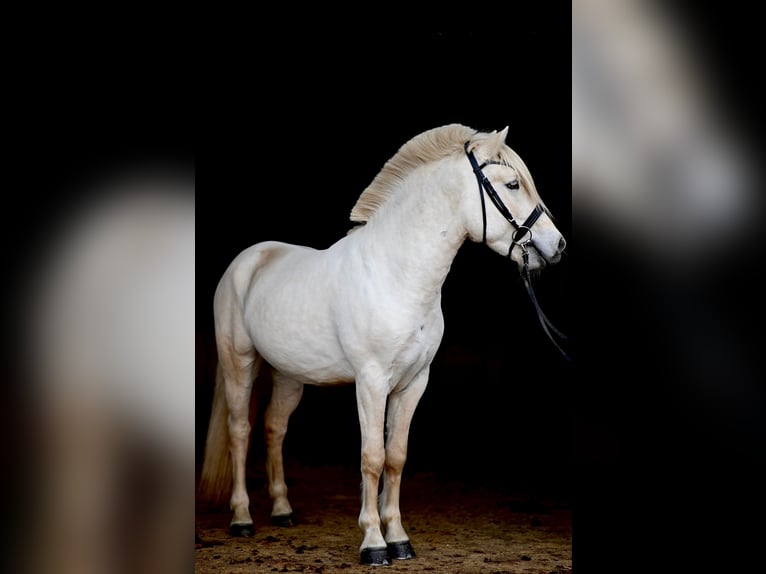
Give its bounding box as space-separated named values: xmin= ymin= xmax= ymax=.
xmin=463 ymin=128 xmax=566 ymax=272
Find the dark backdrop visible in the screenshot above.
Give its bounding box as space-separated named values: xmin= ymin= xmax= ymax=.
xmin=196 ymin=26 xmax=573 ymax=498
xmin=5 ymin=9 xmax=763 ymax=572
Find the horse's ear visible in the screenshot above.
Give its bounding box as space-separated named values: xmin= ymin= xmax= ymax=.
xmin=473 ymin=127 xmax=508 ymax=157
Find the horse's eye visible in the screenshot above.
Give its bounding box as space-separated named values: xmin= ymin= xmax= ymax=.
xmin=506 ymin=181 xmax=520 ymax=190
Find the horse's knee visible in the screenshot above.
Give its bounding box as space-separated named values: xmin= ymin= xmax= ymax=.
xmin=385 ymin=448 xmax=407 ymax=472
xmin=361 ymin=449 xmax=385 ymax=477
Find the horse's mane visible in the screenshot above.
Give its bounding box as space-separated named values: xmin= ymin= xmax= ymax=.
xmin=349 ymin=123 xmax=546 ymax=224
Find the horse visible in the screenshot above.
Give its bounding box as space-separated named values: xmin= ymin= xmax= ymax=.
xmin=198 ymin=123 xmax=567 ymax=565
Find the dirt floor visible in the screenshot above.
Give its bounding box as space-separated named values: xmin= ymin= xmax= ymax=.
xmin=195 ymin=461 xmax=571 ymax=574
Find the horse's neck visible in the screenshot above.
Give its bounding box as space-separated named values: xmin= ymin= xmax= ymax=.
xmin=355 ymin=167 xmax=467 ymax=302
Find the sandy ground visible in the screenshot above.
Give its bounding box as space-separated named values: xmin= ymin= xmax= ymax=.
xmin=195 ymin=461 xmax=571 ymax=574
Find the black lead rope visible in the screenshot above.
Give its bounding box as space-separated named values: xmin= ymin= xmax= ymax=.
xmin=465 ymin=141 xmax=570 ymax=361
xmin=519 ymin=254 xmax=570 ymax=361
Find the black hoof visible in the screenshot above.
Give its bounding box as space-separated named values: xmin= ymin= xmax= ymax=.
xmin=387 ymin=540 xmax=416 ymax=560
xmin=271 ymin=514 xmax=295 ymax=527
xmin=229 ymin=522 xmax=254 ymax=537
xmin=360 ymin=546 xmax=390 ymax=566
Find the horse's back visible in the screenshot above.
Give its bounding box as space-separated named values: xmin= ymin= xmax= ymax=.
xmin=217 ymin=241 xmax=308 ymax=304
xmin=223 ymin=241 xmax=331 ymax=310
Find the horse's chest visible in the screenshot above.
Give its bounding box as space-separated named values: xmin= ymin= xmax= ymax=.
xmin=393 ymin=327 xmax=434 ymax=365
xmin=385 ymin=316 xmax=443 ymax=381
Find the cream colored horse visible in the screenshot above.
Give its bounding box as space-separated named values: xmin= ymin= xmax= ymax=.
xmin=199 ymin=124 xmax=566 ymax=565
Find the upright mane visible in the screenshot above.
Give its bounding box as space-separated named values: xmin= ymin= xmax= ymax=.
xmin=350 ymin=124 xmax=474 ymax=223
xmin=349 ymin=124 xmax=546 ymax=224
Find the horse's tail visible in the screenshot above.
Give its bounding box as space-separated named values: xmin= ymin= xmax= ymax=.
xmin=198 ymin=361 xmax=232 ymax=506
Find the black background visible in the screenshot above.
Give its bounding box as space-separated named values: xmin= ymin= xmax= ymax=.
xmin=195 ymin=25 xmax=574 ymax=488
xmin=3 ymin=7 xmax=765 ymax=573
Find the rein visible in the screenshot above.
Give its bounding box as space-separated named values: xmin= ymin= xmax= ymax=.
xmin=464 ymin=141 xmax=570 ymax=361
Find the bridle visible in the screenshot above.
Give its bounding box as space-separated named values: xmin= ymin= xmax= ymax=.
xmin=464 ymin=141 xmax=570 ymax=361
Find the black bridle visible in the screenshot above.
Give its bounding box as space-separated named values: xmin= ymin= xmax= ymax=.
xmin=465 ymin=141 xmax=570 ymax=361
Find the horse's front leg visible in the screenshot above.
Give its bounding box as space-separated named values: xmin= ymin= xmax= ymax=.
xmin=379 ymin=367 xmax=429 ymax=560
xmin=355 ymin=367 xmax=389 ymax=565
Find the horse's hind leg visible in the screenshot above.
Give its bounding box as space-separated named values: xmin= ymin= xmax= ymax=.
xmin=219 ymin=338 xmax=261 ymax=537
xmin=264 ymin=371 xmax=304 ymax=526
xmin=379 ymin=367 xmax=430 ymax=560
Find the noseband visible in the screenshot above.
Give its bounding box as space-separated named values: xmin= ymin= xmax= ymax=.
xmin=465 ymin=141 xmax=570 ymax=361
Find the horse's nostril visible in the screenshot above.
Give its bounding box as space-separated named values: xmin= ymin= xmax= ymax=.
xmin=558 ymin=237 xmax=567 ymax=253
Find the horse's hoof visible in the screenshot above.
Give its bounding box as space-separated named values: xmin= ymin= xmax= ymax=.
xmin=360 ymin=546 xmax=390 ymax=566
xmin=229 ymin=522 xmax=254 ymax=537
xmin=387 ymin=540 xmax=416 ymax=560
xmin=271 ymin=514 xmax=295 ymax=527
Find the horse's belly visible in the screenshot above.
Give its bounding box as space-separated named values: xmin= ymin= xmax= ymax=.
xmin=245 ymin=293 xmax=355 ymax=385
xmin=259 ymin=338 xmax=355 ymax=385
